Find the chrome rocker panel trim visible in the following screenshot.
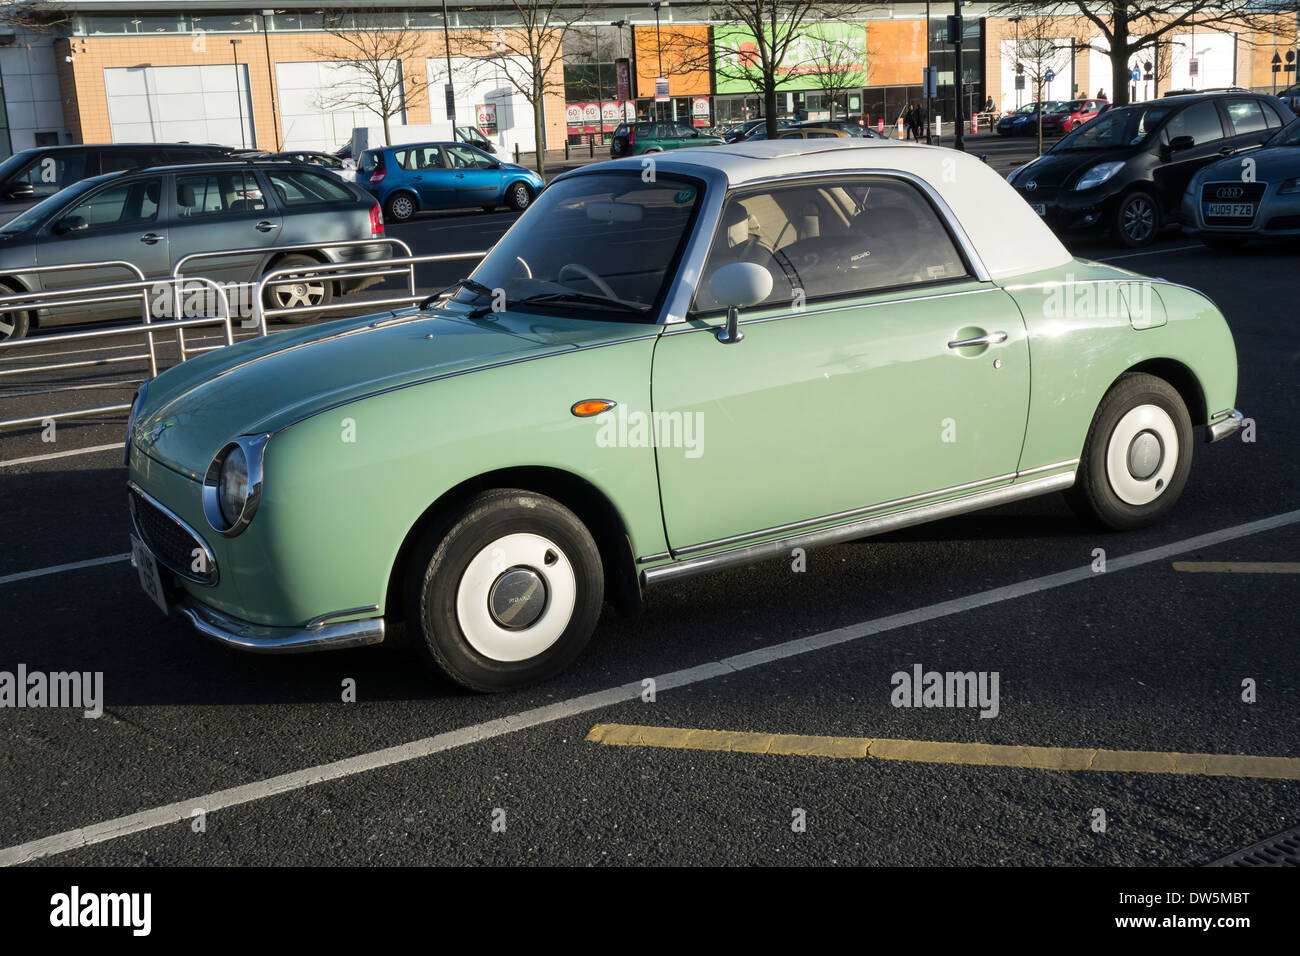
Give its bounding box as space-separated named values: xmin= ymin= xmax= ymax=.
xmin=178 ymin=599 xmax=386 ymax=654
xmin=641 ymin=470 xmax=1076 ymax=588
xmin=1206 ymin=408 xmax=1244 ymax=443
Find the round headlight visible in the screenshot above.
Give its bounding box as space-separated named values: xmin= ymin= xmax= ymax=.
xmin=218 ymin=444 xmax=249 ymax=525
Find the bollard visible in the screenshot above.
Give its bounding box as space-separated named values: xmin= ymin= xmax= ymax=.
xmin=564 ymin=141 xmax=571 ymax=160
xmin=514 ymin=143 xmax=521 ymax=164
xmin=589 ymin=137 xmax=594 ymax=158
xmin=897 ymin=118 xmax=904 ymax=138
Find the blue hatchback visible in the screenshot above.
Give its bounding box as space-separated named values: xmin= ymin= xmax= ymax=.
xmin=358 ymin=141 xmax=545 ymax=222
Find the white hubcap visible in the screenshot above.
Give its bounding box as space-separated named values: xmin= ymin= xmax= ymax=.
xmin=455 ymin=532 xmax=576 ymax=662
xmin=273 ymin=278 xmax=323 ymax=308
xmin=1105 ymin=404 xmax=1178 ymax=505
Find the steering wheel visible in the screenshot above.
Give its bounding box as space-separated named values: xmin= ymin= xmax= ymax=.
xmin=558 ymin=262 xmax=618 ymax=300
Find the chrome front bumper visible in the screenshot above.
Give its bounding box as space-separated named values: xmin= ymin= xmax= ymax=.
xmin=1207 ymin=408 xmax=1245 ymax=443
xmin=177 ymin=599 xmax=386 ymax=654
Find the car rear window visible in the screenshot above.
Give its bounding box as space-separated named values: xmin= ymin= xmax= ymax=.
xmin=265 ymin=168 xmax=353 ymax=205
xmin=1225 ymin=99 xmax=1268 ymax=135
xmin=614 ymin=124 xmax=629 ymax=137
xmin=358 ymin=151 xmax=383 ymax=173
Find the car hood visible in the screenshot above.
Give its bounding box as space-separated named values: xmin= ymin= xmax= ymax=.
xmin=1014 ymin=148 xmax=1130 ymax=189
xmin=1193 ymin=145 xmax=1300 ymax=185
xmin=134 ymin=306 xmax=655 ymax=477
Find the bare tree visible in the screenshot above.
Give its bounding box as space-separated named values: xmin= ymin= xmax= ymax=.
xmin=993 ymin=1 xmax=1299 ymax=107
xmin=803 ymin=25 xmax=873 ymax=121
xmin=0 ymin=1 xmax=72 ymax=33
xmin=307 ymin=8 xmax=426 ymax=147
xmin=666 ymin=1 xmax=857 ymax=138
xmin=454 ymin=0 xmax=596 ymax=175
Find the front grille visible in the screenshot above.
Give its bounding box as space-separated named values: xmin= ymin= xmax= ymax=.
xmin=128 ymin=486 xmax=218 ymax=586
xmin=1200 ymin=181 xmax=1266 ymax=226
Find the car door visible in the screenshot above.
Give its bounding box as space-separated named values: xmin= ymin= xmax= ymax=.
xmin=443 ymin=144 xmax=501 ymax=206
xmin=33 ymin=174 xmax=168 ymax=323
xmin=397 ymin=145 xmax=451 ymax=207
xmin=169 ymin=169 xmax=282 ymax=286
xmin=651 ymin=175 xmax=1031 ymax=552
xmin=1152 ymin=101 xmax=1228 ymax=213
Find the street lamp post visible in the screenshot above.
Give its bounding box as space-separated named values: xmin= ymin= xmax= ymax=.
xmin=1010 ymin=15 xmax=1021 ymax=110
xmin=594 ymin=26 xmax=604 ymax=144
xmin=260 ymin=9 xmax=280 ymax=150
xmin=648 ymin=2 xmax=665 ymax=78
xmin=953 ymin=1 xmax=965 ymax=152
xmin=230 ymin=38 xmax=245 ymax=150
xmin=441 ymin=0 xmax=456 ymax=131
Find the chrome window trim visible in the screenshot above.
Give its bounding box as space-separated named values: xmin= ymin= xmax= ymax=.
xmin=127 ymin=479 xmax=219 ymax=587
xmin=201 ymin=432 xmax=270 ymax=537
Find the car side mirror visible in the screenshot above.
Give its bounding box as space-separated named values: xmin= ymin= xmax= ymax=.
xmin=1167 ymin=135 xmax=1195 ymax=154
xmin=55 ymin=215 xmax=88 ymax=235
xmin=5 ymin=182 xmax=35 ymax=200
xmin=708 ymin=261 xmax=772 ymax=345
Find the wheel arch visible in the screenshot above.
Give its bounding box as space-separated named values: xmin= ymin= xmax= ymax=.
xmin=263 ymin=248 xmax=339 ymax=298
xmin=385 ymin=465 xmax=643 ymax=624
xmin=1114 ymin=357 xmax=1208 ymax=426
xmin=0 ymin=274 xmax=36 ymax=330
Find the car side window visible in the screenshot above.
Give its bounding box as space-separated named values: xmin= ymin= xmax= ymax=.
xmin=1260 ymin=101 xmax=1287 ymax=128
xmin=12 ymin=152 xmax=88 ymax=198
xmin=265 ymin=168 xmax=352 ymax=205
xmin=694 ymin=178 xmax=969 ymax=313
xmin=64 ymin=177 xmax=161 ymax=227
xmin=1161 ymin=102 xmax=1224 ymax=146
xmin=175 ymin=172 xmax=266 ymax=218
xmin=1224 ymin=99 xmax=1268 ymax=135
xmin=444 ymin=145 xmax=490 ymax=169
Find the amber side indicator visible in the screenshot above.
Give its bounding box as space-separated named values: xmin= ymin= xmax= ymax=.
xmin=571 ymin=399 xmax=617 ymax=417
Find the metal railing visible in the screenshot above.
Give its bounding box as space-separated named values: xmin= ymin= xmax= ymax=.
xmin=0 ymin=272 xmax=231 ymax=432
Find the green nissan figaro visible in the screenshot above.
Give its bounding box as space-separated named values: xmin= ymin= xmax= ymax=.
xmin=125 ymin=140 xmax=1242 ymax=691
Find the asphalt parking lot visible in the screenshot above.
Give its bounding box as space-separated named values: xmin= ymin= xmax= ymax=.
xmin=1 ymin=140 xmax=1297 ymax=867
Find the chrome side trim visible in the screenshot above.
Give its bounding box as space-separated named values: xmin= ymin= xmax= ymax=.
xmin=1206 ymin=408 xmax=1244 ymax=443
xmin=127 ymin=480 xmax=219 ymax=587
xmin=672 ymin=471 xmax=1019 ymax=557
xmin=179 ymin=599 xmax=386 ymax=654
xmin=636 ymin=551 xmax=672 ymax=565
xmin=641 ymin=472 xmax=1076 ymax=588
xmin=1015 ymin=458 xmax=1081 ymax=478
xmin=304 ymin=604 xmax=381 ymax=631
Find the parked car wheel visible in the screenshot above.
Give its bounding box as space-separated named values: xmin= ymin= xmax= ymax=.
xmin=1200 ymin=234 xmax=1247 ymax=251
xmin=506 ymin=182 xmax=533 ymax=212
xmin=0 ymin=280 xmax=30 ymax=341
xmin=1114 ymin=191 xmax=1160 ymax=247
xmin=384 ymin=192 xmax=417 ymax=223
xmin=405 ymin=489 xmax=604 ymax=692
xmin=262 ymin=254 xmax=333 ymax=324
xmin=1067 ymin=372 xmax=1193 ymax=531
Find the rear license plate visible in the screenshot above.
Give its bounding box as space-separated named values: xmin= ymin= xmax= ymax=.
xmin=1204 ymin=202 xmax=1254 ymax=218
xmin=130 ymin=533 xmax=169 ymax=614
xmin=1031 ymin=203 xmax=1046 ymax=216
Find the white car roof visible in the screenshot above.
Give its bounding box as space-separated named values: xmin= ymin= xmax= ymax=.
xmin=647 ymin=140 xmax=1073 ymax=280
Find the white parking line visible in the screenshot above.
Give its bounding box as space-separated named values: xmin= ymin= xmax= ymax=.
xmin=0 ymin=443 xmax=124 ymax=467
xmin=1094 ymin=244 xmax=1201 ymax=262
xmin=1 ymin=506 xmax=1296 ymax=866
xmin=0 ymin=553 xmax=129 ymax=586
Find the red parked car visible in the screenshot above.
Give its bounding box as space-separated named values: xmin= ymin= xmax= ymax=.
xmin=1040 ymin=98 xmax=1108 ymax=135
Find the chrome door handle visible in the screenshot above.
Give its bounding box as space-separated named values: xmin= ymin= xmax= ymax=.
xmin=947 ymin=331 xmax=1007 ymax=349
xmin=255 ymin=220 xmax=278 ymax=232
xmin=139 ymin=233 xmax=163 ymax=244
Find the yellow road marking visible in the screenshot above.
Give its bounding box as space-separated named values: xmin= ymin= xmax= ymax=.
xmin=586 ymin=724 xmax=1300 ymax=780
xmin=1172 ymin=561 xmax=1300 ymax=573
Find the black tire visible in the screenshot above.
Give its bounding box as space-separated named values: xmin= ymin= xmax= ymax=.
xmin=0 ymin=280 xmax=30 ymax=341
xmin=1114 ymin=191 xmax=1160 ymax=247
xmin=262 ymin=254 xmax=333 ymax=324
xmin=505 ymin=182 xmax=533 ymax=212
xmin=1200 ymin=234 xmax=1247 ymax=251
xmin=482 ymin=205 xmax=498 ymax=213
xmin=384 ymin=191 xmax=417 ymax=223
xmin=404 ymin=489 xmax=604 ymax=692
xmin=1066 ymin=372 xmax=1194 ymax=531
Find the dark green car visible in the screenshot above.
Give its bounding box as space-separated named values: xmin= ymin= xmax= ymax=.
xmin=610 ymin=121 xmax=723 ymax=157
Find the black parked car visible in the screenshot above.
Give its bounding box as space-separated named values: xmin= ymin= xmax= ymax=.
xmin=0 ymin=161 xmax=388 ymax=340
xmin=1006 ymin=91 xmax=1295 ymax=246
xmin=0 ymin=143 xmax=234 ymax=224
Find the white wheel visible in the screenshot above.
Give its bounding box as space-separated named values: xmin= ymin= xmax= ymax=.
xmin=1104 ymin=404 xmax=1178 ymax=506
xmin=454 ymin=532 xmax=577 ymax=662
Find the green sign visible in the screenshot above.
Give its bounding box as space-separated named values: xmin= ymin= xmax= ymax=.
xmin=713 ymin=22 xmax=869 ymax=95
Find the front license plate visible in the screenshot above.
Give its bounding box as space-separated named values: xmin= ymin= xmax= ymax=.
xmin=130 ymin=533 xmax=169 ymax=614
xmin=1205 ymin=202 xmax=1254 ymax=218
xmin=1031 ymin=203 xmax=1046 ymax=216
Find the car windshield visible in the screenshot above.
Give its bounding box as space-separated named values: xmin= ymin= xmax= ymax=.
xmin=1267 ymin=118 xmax=1300 ymax=146
xmin=451 ymin=171 xmax=703 ymax=321
xmin=0 ymin=176 xmax=100 ymax=233
xmin=1054 ymin=104 xmax=1173 ymax=150
xmin=1063 ymin=100 xmax=1087 ymax=112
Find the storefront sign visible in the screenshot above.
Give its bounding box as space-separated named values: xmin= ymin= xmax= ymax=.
xmin=713 ymin=22 xmax=869 ymax=95
xmin=616 ymin=58 xmax=632 ymax=100
xmin=476 ymin=103 xmax=497 ymax=135
xmin=692 ymin=96 xmax=710 ymax=127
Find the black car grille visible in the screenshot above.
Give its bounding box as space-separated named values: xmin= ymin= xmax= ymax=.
xmin=128 ymin=486 xmax=217 ymax=586
xmin=1200 ymin=182 xmax=1266 ymax=225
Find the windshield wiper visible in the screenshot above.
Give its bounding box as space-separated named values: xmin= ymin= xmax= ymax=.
xmin=468 ymin=290 xmax=644 ymax=318
xmin=420 ymin=277 xmax=495 ymax=310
